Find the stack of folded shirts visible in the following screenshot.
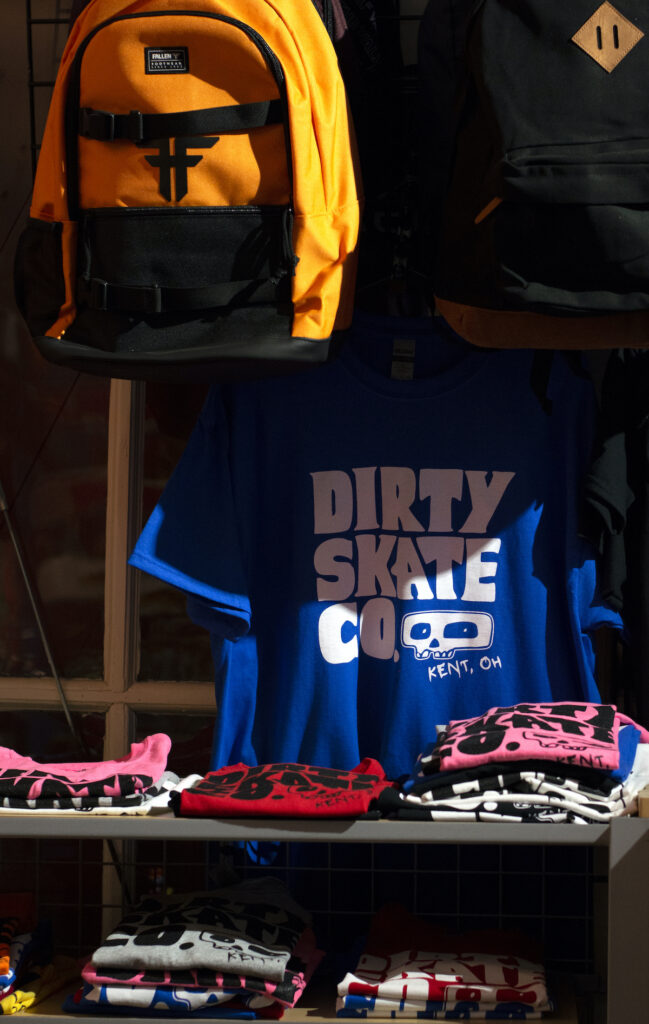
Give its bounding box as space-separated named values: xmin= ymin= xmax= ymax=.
xmin=336 ymin=904 xmax=553 ymax=1020
xmin=171 ymin=759 xmax=396 ymax=818
xmin=0 ymin=893 xmax=38 ymax=987
xmin=0 ymin=771 xmax=204 ymax=817
xmin=63 ymin=877 xmax=323 ymax=1017
xmin=0 ymin=955 xmax=80 ymax=1015
xmin=0 ymin=922 xmax=51 ymax=999
xmin=391 ymin=702 xmax=649 ymax=823
xmin=0 ymin=896 xmax=80 ymax=1016
xmin=0 ymin=942 xmax=79 ymax=1015
xmin=0 ymin=734 xmax=182 ymax=814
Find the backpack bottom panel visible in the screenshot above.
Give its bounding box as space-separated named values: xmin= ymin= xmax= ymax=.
xmin=34 ymin=306 xmax=335 ymax=381
xmin=434 ymin=297 xmax=649 ymax=350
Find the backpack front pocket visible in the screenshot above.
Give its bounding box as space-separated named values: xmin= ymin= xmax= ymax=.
xmin=76 ymin=205 xmax=296 ymax=316
xmin=490 ymin=200 xmax=649 ymax=313
xmin=483 ymin=143 xmax=649 ymax=313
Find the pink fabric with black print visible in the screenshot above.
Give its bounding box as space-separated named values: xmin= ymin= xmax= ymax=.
xmin=432 ymin=703 xmax=624 ymax=772
xmin=0 ymin=735 xmax=171 ymax=799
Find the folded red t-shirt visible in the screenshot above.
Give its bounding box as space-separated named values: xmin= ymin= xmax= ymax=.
xmin=172 ymin=759 xmax=395 ymax=818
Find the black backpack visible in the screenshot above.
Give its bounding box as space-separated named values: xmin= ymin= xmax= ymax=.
xmin=413 ymin=0 xmax=475 ymax=290
xmin=432 ymin=0 xmax=649 ymax=349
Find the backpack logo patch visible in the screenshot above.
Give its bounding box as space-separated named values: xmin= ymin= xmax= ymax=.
xmin=572 ymin=2 xmax=644 ymax=72
xmin=145 ymin=47 xmax=189 ymax=74
xmin=137 ymin=137 xmax=219 ymax=201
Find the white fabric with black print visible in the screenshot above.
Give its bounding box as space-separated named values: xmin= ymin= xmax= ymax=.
xmin=391 ymin=745 xmax=649 ymax=823
xmin=91 ymin=878 xmax=311 ymax=981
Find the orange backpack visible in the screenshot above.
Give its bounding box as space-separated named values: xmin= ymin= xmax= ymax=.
xmin=14 ymin=0 xmax=362 ymax=379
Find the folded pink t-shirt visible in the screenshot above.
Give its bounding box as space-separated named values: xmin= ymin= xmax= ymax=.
xmin=0 ymin=734 xmax=172 ymax=800
xmin=431 ymin=703 xmax=637 ymax=773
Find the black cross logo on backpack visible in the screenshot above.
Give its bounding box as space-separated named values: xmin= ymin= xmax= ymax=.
xmin=137 ymin=136 xmax=219 ymax=201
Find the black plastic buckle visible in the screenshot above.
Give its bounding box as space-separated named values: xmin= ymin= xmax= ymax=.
xmin=84 ymin=279 xmax=162 ymax=314
xmin=125 ymin=110 xmax=145 ymax=142
xmin=142 ymin=285 xmax=163 ymax=314
xmin=79 ymin=108 xmax=116 ymax=141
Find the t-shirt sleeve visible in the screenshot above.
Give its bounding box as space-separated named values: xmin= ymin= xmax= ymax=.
xmin=571 ymin=551 xmax=624 ymax=635
xmin=548 ymin=357 xmax=625 ymax=639
xmin=128 ymin=388 xmax=250 ymax=639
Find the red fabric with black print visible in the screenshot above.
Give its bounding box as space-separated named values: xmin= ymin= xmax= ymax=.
xmin=173 ymin=758 xmax=395 ymax=818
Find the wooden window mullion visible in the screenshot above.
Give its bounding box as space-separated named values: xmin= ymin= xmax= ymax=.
xmin=103 ymin=378 xmax=145 ymax=708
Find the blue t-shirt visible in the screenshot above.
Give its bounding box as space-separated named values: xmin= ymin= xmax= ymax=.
xmin=130 ymin=314 xmax=622 ymax=778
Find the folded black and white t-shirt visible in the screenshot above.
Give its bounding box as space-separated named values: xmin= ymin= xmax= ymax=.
xmin=91 ymin=878 xmax=311 ymax=982
xmin=391 ymin=746 xmax=649 ymax=823
xmin=0 ymin=773 xmax=202 ymax=814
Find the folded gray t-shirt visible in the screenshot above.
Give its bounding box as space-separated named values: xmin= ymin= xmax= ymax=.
xmin=91 ymin=877 xmax=311 ymax=981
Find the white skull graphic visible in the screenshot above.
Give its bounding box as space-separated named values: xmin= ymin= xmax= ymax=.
xmin=401 ymin=610 xmax=494 ymax=660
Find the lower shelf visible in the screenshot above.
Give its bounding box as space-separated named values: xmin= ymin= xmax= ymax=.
xmin=26 ymin=978 xmax=579 ymax=1023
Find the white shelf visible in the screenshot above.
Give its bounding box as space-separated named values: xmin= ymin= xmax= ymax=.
xmin=0 ymin=812 xmax=614 ymax=844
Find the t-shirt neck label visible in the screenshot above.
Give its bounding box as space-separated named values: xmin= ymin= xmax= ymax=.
xmin=390 ymin=338 xmax=417 ymax=380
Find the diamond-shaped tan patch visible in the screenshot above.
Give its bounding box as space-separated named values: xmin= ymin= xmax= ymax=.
xmin=572 ymin=2 xmax=644 ymax=72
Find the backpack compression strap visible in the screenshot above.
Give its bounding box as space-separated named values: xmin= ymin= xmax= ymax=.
xmin=79 ymin=99 xmax=283 ymax=142
xmin=77 ymin=201 xmax=297 ymax=314
xmin=77 ymin=277 xmax=273 ymax=314
xmin=74 ymin=95 xmax=294 ymax=313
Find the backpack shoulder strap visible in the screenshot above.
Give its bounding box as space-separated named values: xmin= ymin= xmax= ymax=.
xmin=68 ymin=0 xmax=92 ymax=31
